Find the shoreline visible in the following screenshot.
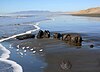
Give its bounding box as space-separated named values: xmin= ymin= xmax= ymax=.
xmin=0 ymin=21 xmax=41 ymax=72
xmin=0 ymin=22 xmax=40 ymax=72
xmin=0 ymin=17 xmax=54 ymax=72
xmin=70 ymin=14 xmax=100 ymax=17
xmin=0 ymin=15 xmax=100 ymax=72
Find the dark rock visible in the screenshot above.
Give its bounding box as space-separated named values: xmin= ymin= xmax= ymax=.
xmin=16 ymin=34 xmax=35 ymax=40
xmin=37 ymin=30 xmax=51 ymax=39
xmin=62 ymin=34 xmax=71 ymax=41
xmin=71 ymin=35 xmax=82 ymax=43
xmin=53 ymin=33 xmax=62 ymax=39
xmin=43 ymin=30 xmax=50 ymax=38
xmin=37 ymin=30 xmax=44 ymax=38
xmin=90 ymin=45 xmax=94 ymax=48
xmin=15 ymin=24 xmax=20 ymax=26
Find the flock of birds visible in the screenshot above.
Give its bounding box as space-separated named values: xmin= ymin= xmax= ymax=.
xmin=9 ymin=44 xmax=43 ymax=56
xmin=8 ymin=43 xmax=72 ymax=70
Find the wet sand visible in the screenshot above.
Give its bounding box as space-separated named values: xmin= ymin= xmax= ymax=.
xmin=13 ymin=33 xmax=100 ymax=72
xmin=71 ymin=14 xmax=100 ymax=17
xmin=44 ymin=49 xmax=100 ymax=72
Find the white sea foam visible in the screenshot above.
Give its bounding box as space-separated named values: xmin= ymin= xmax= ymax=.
xmin=0 ymin=58 xmax=23 ymax=72
xmin=0 ymin=22 xmax=40 ymax=72
xmin=0 ymin=44 xmax=23 ymax=72
xmin=0 ymin=44 xmax=10 ymax=59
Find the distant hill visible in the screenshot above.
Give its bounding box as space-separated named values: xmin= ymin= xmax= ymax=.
xmin=12 ymin=10 xmax=51 ymax=14
xmin=9 ymin=10 xmax=62 ymax=16
xmin=73 ymin=7 xmax=100 ymax=14
xmin=0 ymin=11 xmax=63 ymax=17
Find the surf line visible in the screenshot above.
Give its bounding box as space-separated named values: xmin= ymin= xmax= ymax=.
xmin=0 ymin=22 xmax=40 ymax=72
xmin=0 ymin=22 xmax=40 ymax=42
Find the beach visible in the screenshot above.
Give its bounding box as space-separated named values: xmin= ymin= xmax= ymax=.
xmin=12 ymin=33 xmax=100 ymax=72
xmin=0 ymin=14 xmax=100 ymax=72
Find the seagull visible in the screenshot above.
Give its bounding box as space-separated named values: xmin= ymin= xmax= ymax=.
xmin=16 ymin=49 xmax=19 ymax=51
xmin=39 ymin=49 xmax=43 ymax=52
xmin=24 ymin=50 xmax=27 ymax=52
xmin=22 ymin=47 xmax=25 ymax=50
xmin=26 ymin=46 xmax=29 ymax=49
xmin=19 ymin=52 xmax=23 ymax=56
xmin=30 ymin=48 xmax=34 ymax=51
xmin=17 ymin=45 xmax=20 ymax=48
xmin=32 ymin=50 xmax=36 ymax=53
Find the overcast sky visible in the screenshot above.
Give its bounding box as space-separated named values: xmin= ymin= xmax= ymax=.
xmin=0 ymin=0 xmax=100 ymax=13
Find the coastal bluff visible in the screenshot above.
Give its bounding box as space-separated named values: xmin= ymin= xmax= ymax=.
xmin=68 ymin=7 xmax=100 ymax=17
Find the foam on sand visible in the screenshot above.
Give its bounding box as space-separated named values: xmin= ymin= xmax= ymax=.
xmin=0 ymin=44 xmax=23 ymax=72
xmin=0 ymin=58 xmax=23 ymax=72
xmin=0 ymin=44 xmax=10 ymax=59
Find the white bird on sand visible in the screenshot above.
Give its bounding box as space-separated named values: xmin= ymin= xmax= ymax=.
xmin=22 ymin=47 xmax=25 ymax=50
xmin=17 ymin=45 xmax=19 ymax=48
xmin=16 ymin=49 xmax=19 ymax=51
xmin=24 ymin=50 xmax=27 ymax=52
xmin=26 ymin=46 xmax=29 ymax=49
xmin=32 ymin=50 xmax=36 ymax=53
xmin=39 ymin=49 xmax=43 ymax=52
xmin=30 ymin=48 xmax=34 ymax=51
xmin=19 ymin=52 xmax=23 ymax=56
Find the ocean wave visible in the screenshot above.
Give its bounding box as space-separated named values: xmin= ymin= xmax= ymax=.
xmin=0 ymin=44 xmax=10 ymax=59
xmin=0 ymin=58 xmax=23 ymax=72
xmin=0 ymin=43 xmax=23 ymax=72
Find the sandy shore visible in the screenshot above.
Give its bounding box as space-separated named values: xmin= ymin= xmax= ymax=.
xmin=71 ymin=14 xmax=100 ymax=17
